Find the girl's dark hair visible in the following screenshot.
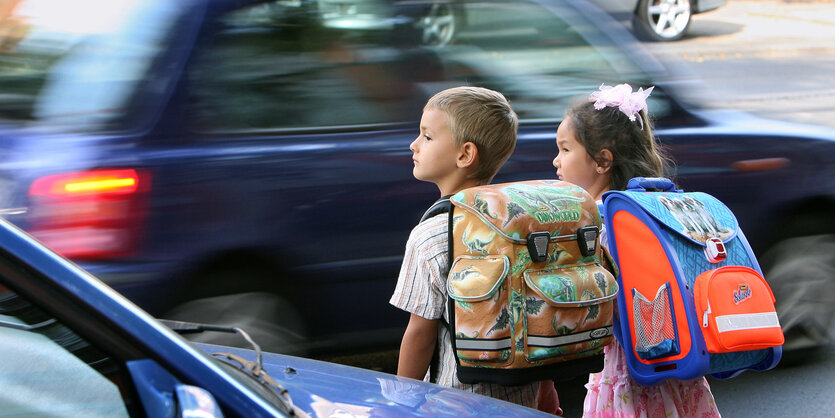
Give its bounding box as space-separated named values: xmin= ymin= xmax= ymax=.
xmin=565 ymin=100 xmax=674 ymax=191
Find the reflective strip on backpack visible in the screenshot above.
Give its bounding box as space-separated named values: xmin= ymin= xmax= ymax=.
xmin=527 ymin=326 xmax=612 ymax=348
xmin=454 ymin=337 xmax=513 ymax=351
xmin=715 ymin=312 xmax=781 ymax=333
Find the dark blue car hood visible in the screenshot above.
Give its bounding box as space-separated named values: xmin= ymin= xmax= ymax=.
xmin=195 ymin=343 xmax=548 ymax=417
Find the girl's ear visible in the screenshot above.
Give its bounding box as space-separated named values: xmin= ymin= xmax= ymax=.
xmin=596 ymin=148 xmax=614 ymax=173
xmin=457 ymin=141 xmax=478 ymax=169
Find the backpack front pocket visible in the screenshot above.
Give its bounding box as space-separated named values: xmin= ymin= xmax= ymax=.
xmin=448 ymin=255 xmax=512 ymax=364
xmin=523 ymin=264 xmax=618 ymax=362
xmin=694 ymin=266 xmax=784 ymax=353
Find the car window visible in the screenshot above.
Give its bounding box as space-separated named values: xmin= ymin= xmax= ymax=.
xmin=187 ymin=1 xmax=427 ymax=131
xmin=0 ymin=286 xmax=130 ymax=416
xmin=0 ymin=0 xmax=183 ymax=132
xmin=186 ymin=0 xmax=663 ymax=132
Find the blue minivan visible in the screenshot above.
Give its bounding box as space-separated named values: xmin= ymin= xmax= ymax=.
xmin=0 ymin=0 xmax=832 ymax=360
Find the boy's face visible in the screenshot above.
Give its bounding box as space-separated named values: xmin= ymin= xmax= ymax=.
xmin=552 ymin=117 xmax=600 ymax=192
xmin=410 ymin=107 xmax=461 ymax=185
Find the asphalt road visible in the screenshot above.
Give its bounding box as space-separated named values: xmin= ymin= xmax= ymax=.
xmin=647 ymin=0 xmax=835 ymax=129
xmin=709 ymin=343 xmax=835 ymax=417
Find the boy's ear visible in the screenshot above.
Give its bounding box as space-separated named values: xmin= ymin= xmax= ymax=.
xmin=457 ymin=141 xmax=478 ymax=169
xmin=596 ymin=148 xmax=613 ymax=173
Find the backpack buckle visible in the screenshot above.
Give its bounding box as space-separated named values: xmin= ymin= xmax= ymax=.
xmin=704 ymin=237 xmax=727 ymax=263
xmin=577 ymin=226 xmax=599 ymax=257
xmin=527 ymin=232 xmax=551 ymax=262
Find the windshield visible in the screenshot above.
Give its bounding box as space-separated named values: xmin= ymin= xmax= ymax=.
xmin=0 ymin=0 xmax=182 ymax=132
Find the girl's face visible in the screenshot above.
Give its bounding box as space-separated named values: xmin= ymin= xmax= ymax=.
xmin=553 ymin=117 xmax=601 ymax=192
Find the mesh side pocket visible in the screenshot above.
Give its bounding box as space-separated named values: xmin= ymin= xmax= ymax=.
xmin=632 ymin=283 xmax=680 ymax=360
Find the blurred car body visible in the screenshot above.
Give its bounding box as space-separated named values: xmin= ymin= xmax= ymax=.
xmin=0 ymin=216 xmax=549 ymax=417
xmin=0 ymin=0 xmax=832 ymax=362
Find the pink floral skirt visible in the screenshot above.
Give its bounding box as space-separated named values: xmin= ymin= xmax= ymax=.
xmin=583 ymin=340 xmax=721 ymax=418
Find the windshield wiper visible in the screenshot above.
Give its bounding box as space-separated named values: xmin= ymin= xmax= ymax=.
xmin=160 ymin=319 xmax=266 ymax=370
xmin=159 ymin=319 xmax=307 ymax=417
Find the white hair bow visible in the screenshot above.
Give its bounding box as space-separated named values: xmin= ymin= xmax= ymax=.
xmin=589 ymin=83 xmax=654 ymax=129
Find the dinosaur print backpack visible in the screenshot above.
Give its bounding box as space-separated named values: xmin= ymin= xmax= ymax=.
xmin=602 ymin=177 xmax=783 ymax=385
xmin=437 ymin=179 xmax=619 ymax=385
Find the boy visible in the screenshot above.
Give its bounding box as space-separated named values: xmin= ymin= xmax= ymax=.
xmin=389 ymin=86 xmax=541 ymax=407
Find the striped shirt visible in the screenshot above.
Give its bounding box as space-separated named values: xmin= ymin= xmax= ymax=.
xmin=390 ymin=213 xmax=539 ymax=408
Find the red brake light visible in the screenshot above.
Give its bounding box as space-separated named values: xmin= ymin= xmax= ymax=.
xmin=30 ymin=169 xmax=140 ymax=196
xmin=28 ymin=169 xmax=150 ymax=260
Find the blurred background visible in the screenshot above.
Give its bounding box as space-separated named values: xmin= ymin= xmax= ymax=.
xmin=648 ymin=0 xmax=835 ymax=129
xmin=0 ymin=0 xmax=833 ymax=416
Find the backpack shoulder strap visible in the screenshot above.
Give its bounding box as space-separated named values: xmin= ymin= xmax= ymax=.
xmin=420 ymin=195 xmax=452 ymax=223
xmin=418 ymin=195 xmax=453 ymax=383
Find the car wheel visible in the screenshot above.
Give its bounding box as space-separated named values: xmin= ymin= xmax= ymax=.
xmin=417 ymin=1 xmax=461 ymax=47
xmin=759 ymin=234 xmax=835 ymax=353
xmin=163 ymin=291 xmax=308 ymax=356
xmin=633 ymin=0 xmax=692 ymax=42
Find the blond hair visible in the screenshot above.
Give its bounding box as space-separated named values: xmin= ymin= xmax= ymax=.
xmin=425 ymin=86 xmax=517 ymax=184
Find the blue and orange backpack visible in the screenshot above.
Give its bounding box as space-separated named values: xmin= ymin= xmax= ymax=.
xmin=602 ymin=177 xmax=784 ymax=385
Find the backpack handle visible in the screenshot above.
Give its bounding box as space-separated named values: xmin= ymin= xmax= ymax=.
xmin=626 ymin=177 xmax=681 ymax=193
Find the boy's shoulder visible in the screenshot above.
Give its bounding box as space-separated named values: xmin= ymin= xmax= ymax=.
xmin=405 ymin=213 xmax=449 ymax=261
xmin=409 ymin=212 xmax=448 ymax=243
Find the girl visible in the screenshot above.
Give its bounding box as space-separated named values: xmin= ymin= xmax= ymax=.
xmin=552 ymin=84 xmax=721 ymax=417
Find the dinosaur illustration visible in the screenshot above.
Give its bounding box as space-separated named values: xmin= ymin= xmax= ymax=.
xmin=456 ymin=330 xmax=480 ymax=339
xmin=461 ymin=226 xmax=495 ymax=255
xmin=450 ymin=264 xmax=483 ymax=285
xmin=472 ymin=192 xmax=497 ymax=219
xmin=509 ymin=289 xmax=525 ymax=331
xmin=584 ymin=304 xmax=600 ymax=323
xmin=526 ymin=297 xmax=545 ymax=316
xmin=511 ymin=249 xmax=532 ymax=275
xmin=553 ymin=317 xmax=577 ymax=335
xmin=594 ymin=271 xmax=608 ymax=295
xmin=487 ymin=306 xmax=510 ymax=335
xmin=502 ymin=201 xmax=527 ymax=227
xmin=546 ymin=247 xmax=566 ymax=264
xmin=582 ymin=289 xmax=600 ymax=323
xmin=536 ymin=274 xmax=577 ymax=302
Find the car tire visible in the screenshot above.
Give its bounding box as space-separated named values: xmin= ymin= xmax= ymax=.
xmin=759 ymin=234 xmax=835 ymax=354
xmin=417 ymin=1 xmax=463 ymax=47
xmin=633 ymin=0 xmax=692 ymax=42
xmin=163 ymin=291 xmax=308 ymax=356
